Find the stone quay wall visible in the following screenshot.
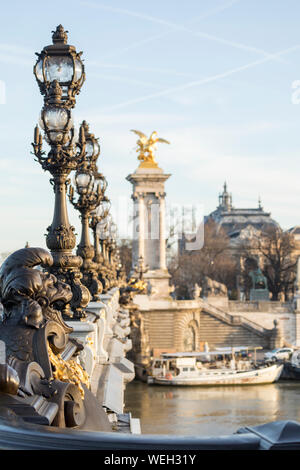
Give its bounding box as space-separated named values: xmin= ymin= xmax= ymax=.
xmin=227 ymin=301 xmax=298 ymax=347
xmin=133 ymin=295 xmax=300 ymax=357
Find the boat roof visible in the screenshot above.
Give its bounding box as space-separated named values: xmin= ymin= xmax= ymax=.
xmin=160 ymin=347 xmax=262 ymax=359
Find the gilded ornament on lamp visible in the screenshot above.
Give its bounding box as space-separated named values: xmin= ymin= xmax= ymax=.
xmin=47 ymin=342 xmax=90 ymax=400
xmin=128 ymin=278 xmax=148 ymax=292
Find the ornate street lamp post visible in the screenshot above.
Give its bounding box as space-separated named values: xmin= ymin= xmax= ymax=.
xmin=133 ymin=256 xmax=149 ymax=280
xmin=97 ymin=203 xmax=115 ymax=292
xmin=34 ymin=24 xmax=85 ymax=108
xmin=80 ymin=120 xmax=100 ymax=172
xmin=32 ymin=26 xmax=90 ymax=319
xmin=89 ymin=194 xmax=109 ymax=267
xmin=97 ymin=216 xmax=119 ymax=289
xmin=106 ymin=221 xmax=119 ymax=287
xmin=68 ymin=142 xmax=104 ymax=301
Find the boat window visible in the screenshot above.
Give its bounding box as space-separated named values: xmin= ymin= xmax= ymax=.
xmin=182 ymin=367 xmax=188 ymax=371
xmin=190 ymin=367 xmax=196 ymax=371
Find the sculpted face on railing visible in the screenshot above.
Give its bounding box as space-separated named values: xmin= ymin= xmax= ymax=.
xmin=0 ymin=247 xmax=72 ymax=331
xmin=0 ymin=247 xmax=106 ymax=429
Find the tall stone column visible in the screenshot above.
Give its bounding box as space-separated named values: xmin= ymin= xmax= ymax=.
xmin=127 ymin=166 xmax=171 ymax=298
xmin=132 ymin=192 xmax=146 ymax=270
xmin=158 ymin=192 xmax=167 ymax=270
xmin=138 ymin=193 xmax=145 ymax=261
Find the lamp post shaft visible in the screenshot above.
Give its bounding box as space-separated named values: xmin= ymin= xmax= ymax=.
xmin=50 ymin=175 xmax=74 ymax=239
xmin=93 ymin=227 xmax=101 ymax=264
xmin=45 ymin=174 xmax=90 ymax=319
xmin=77 ymin=212 xmax=94 ymax=260
xmin=69 ymin=180 xmax=104 ymax=302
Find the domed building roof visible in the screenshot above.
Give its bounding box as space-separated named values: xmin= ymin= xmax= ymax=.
xmin=207 ymin=182 xmax=280 ymax=240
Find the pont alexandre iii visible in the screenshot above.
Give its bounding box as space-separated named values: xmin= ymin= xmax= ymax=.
xmin=0 ymin=23 xmax=300 ymax=452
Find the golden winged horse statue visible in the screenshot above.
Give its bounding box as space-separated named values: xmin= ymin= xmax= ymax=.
xmin=131 ymin=130 xmax=170 ymax=168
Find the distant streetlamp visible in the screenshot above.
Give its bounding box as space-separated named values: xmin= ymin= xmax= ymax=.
xmin=97 ymin=215 xmax=120 ymax=289
xmin=32 ymin=26 xmax=90 ymax=319
xmin=133 ymin=256 xmax=149 ymax=280
xmin=90 ymin=195 xmax=109 ymax=266
xmin=91 ymin=197 xmax=112 ymax=292
xmin=107 ymin=221 xmax=119 ymax=288
xmin=80 ymin=120 xmax=100 ymax=170
xmin=68 ymin=126 xmax=104 ymax=301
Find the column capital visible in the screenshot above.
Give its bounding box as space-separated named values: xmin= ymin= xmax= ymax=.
xmin=131 ymin=191 xmax=146 ymax=201
xmin=155 ymin=191 xmax=166 ymax=200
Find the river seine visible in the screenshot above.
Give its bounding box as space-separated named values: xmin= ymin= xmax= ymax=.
xmin=124 ymin=379 xmax=300 ymax=436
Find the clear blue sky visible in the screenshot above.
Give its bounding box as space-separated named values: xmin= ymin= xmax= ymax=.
xmin=1 ymin=0 xmax=300 ymax=252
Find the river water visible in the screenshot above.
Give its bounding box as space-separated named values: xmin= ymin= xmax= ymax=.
xmin=124 ymin=379 xmax=300 ymax=436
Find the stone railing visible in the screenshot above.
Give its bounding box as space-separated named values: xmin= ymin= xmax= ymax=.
xmin=202 ymin=300 xmax=271 ymax=337
xmin=228 ymin=301 xmax=294 ymax=313
xmin=66 ymin=287 xmax=140 ymax=434
xmin=0 ymin=413 xmax=300 ymax=449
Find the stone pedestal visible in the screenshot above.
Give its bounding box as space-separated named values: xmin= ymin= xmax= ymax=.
xmin=145 ymin=269 xmax=172 ymax=299
xmin=269 ymin=320 xmax=284 ymax=349
xmin=127 ymin=164 xmax=171 ymax=298
xmin=250 ymin=288 xmax=269 ymax=301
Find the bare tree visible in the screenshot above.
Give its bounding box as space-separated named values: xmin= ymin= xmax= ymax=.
xmin=117 ymin=239 xmax=133 ymax=278
xmin=168 ymin=219 xmax=237 ymax=299
xmin=240 ymin=226 xmax=297 ymax=300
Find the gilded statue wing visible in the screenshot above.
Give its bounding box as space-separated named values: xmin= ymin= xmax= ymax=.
xmin=157 ymin=138 xmax=170 ymax=144
xmin=149 ymin=131 xmax=157 ymax=140
xmin=131 ymin=130 xmax=147 ymax=139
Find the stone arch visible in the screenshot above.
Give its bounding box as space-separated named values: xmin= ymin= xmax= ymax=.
xmin=183 ymin=321 xmax=197 ymax=351
xmin=175 ymin=312 xmax=200 ymax=352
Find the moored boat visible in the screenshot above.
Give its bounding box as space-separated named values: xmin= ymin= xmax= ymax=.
xmin=282 ymin=349 xmax=300 ymax=380
xmin=147 ymin=348 xmax=283 ymax=386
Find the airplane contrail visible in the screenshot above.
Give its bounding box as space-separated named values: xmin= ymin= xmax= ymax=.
xmin=95 ymin=0 xmax=242 ymax=60
xmin=98 ymin=43 xmax=300 ymax=112
xmin=81 ymin=1 xmax=284 ymax=63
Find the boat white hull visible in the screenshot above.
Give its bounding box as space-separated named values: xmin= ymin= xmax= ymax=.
xmin=148 ymin=364 xmax=284 ymax=386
